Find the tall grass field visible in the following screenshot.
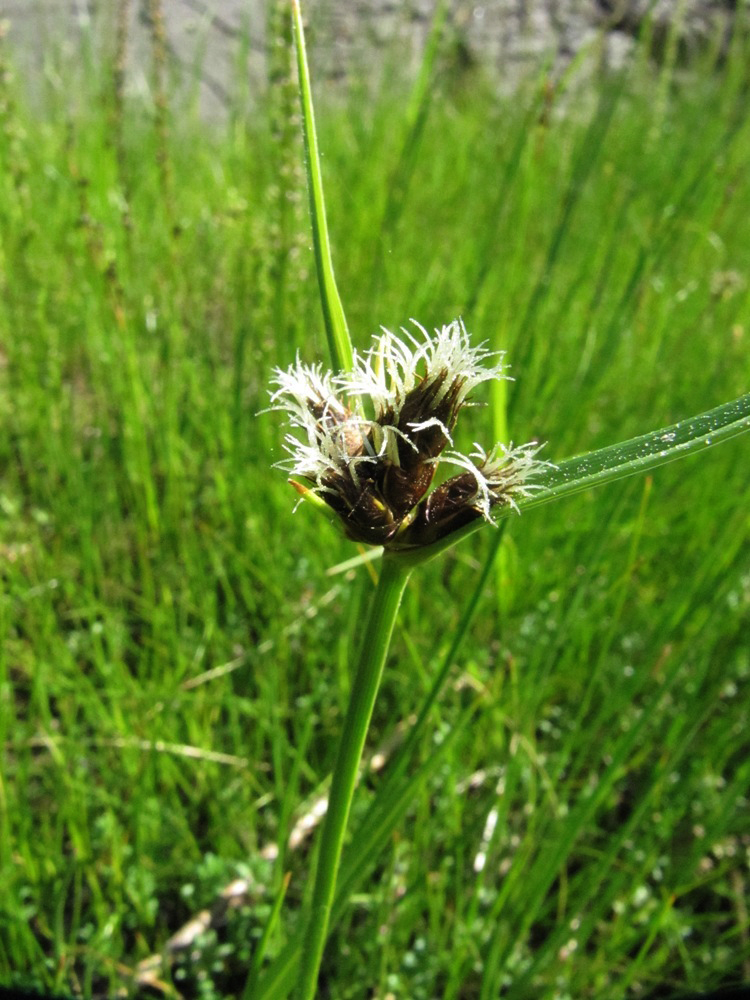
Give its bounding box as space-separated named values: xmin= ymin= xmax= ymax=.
xmin=1 ymin=4 xmax=749 ymax=999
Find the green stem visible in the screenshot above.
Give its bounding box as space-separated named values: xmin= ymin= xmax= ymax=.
xmin=295 ymin=553 xmax=412 ymax=1000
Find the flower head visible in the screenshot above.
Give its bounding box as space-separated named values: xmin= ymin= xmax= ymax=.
xmin=268 ymin=319 xmax=547 ymax=549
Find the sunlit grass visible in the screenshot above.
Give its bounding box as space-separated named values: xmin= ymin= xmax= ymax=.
xmin=1 ymin=8 xmax=749 ymax=999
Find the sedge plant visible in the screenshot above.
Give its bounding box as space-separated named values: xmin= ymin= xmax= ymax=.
xmin=260 ymin=3 xmax=750 ymax=998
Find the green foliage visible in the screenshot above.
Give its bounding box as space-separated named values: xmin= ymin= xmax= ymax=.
xmin=1 ymin=9 xmax=749 ymax=999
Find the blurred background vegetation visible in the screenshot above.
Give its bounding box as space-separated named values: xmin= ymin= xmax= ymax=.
xmin=0 ymin=2 xmax=749 ymax=998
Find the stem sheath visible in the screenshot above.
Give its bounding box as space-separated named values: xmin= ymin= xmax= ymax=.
xmin=295 ymin=553 xmax=412 ymax=1000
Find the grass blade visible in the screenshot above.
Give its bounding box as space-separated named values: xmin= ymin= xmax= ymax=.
xmin=525 ymin=391 xmax=750 ymax=509
xmin=291 ymin=0 xmax=354 ymax=373
xmin=242 ymin=872 xmax=291 ymax=999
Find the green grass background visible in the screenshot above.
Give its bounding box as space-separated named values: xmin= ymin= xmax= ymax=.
xmin=1 ymin=5 xmax=749 ymax=999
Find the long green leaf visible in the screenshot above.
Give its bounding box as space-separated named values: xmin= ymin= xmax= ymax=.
xmin=524 ymin=390 xmax=750 ymax=509
xmin=291 ymin=0 xmax=354 ymax=374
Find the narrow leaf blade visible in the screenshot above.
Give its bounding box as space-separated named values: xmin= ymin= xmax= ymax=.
xmin=524 ymin=391 xmax=750 ymax=510
xmin=291 ymin=0 xmax=354 ymax=374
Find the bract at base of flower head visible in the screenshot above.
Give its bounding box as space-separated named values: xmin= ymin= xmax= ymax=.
xmin=268 ymin=319 xmax=547 ymax=549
